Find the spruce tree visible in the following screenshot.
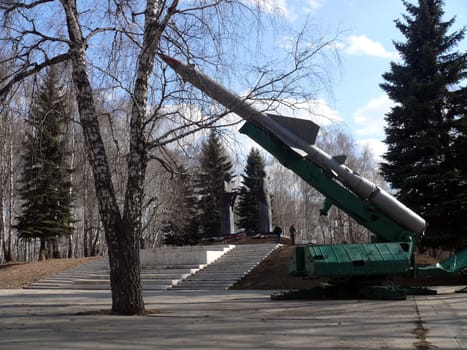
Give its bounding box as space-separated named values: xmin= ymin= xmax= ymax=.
xmin=16 ymin=68 xmax=74 ymax=259
xmin=380 ymin=0 xmax=467 ymax=249
xmin=162 ymin=165 xmax=199 ymax=245
xmin=236 ymin=148 xmax=268 ymax=233
xmin=194 ymin=130 xmax=234 ymax=238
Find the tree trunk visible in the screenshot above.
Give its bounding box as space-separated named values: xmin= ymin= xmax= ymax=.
xmin=53 ymin=239 xmax=60 ymax=259
xmin=5 ymin=139 xmax=14 ymax=262
xmin=46 ymin=239 xmax=60 ymax=259
xmin=67 ymin=235 xmax=73 ymax=259
xmin=47 ymin=240 xmax=53 ymax=259
xmin=61 ymin=0 xmax=144 ymax=315
xmin=67 ymin=102 xmax=76 ymax=260
xmin=91 ymin=220 xmax=101 ymax=256
xmin=39 ymin=238 xmax=47 ymax=261
xmin=108 ymin=221 xmax=144 ymax=315
xmin=83 ymin=216 xmax=90 ymax=257
xmin=0 ymin=185 xmax=4 ymax=263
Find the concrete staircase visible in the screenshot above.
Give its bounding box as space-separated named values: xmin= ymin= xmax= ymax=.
xmin=170 ymin=243 xmax=278 ymax=290
xmin=24 ymin=243 xmax=278 ymax=291
xmin=24 ymin=258 xmax=109 ymax=290
xmin=24 ymin=259 xmax=202 ymax=290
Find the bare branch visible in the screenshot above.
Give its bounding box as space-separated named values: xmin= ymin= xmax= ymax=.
xmin=84 ymin=26 xmax=141 ymax=47
xmin=0 ymin=0 xmax=54 ymax=16
xmin=0 ymin=52 xmax=70 ymax=100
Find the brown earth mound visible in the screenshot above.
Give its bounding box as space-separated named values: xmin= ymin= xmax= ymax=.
xmin=0 ymin=257 xmax=102 ymax=289
xmin=232 ymin=245 xmax=325 ymax=290
xmin=233 ymin=244 xmax=467 ymax=289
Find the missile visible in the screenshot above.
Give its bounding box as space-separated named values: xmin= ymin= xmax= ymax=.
xmin=159 ymin=54 xmax=426 ymax=236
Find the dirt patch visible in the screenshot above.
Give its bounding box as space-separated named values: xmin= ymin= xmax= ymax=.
xmin=232 ymin=245 xmax=325 ymax=290
xmin=233 ymin=245 xmax=467 ymax=290
xmin=0 ymin=257 xmax=102 ymax=289
xmin=413 ymin=302 xmax=432 ymax=350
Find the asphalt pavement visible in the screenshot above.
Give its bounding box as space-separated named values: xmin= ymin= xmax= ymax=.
xmin=0 ymin=287 xmax=465 ymax=349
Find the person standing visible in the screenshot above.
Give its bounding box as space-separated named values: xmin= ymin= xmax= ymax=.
xmin=289 ymin=224 xmax=296 ymax=245
xmin=273 ymin=225 xmax=282 ymax=243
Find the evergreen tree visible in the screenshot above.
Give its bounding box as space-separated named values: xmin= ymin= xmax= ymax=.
xmin=380 ymin=0 xmax=467 ymax=249
xmin=236 ymin=148 xmax=269 ymax=233
xmin=194 ymin=130 xmax=234 ymax=238
xmin=16 ymin=68 xmax=74 ymax=259
xmin=162 ymin=165 xmax=199 ymax=245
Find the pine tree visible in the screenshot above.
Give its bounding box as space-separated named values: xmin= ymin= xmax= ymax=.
xmin=16 ymin=68 xmax=74 ymax=259
xmin=194 ymin=130 xmax=234 ymax=238
xmin=380 ymin=0 xmax=467 ymax=249
xmin=162 ymin=165 xmax=199 ymax=245
xmin=236 ymin=148 xmax=269 ymax=233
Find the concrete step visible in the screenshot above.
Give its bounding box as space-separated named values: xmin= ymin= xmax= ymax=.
xmin=24 ymin=246 xmax=231 ymax=290
xmin=171 ymin=243 xmax=278 ymax=290
xmin=24 ymin=244 xmax=278 ymax=291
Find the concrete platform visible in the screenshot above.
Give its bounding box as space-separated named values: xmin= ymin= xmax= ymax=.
xmin=0 ymin=286 xmax=465 ymax=349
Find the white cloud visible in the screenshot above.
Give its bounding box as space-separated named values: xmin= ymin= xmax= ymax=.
xmin=353 ymin=94 xmax=396 ymax=160
xmin=251 ymin=98 xmax=342 ymax=126
xmin=295 ymin=99 xmax=342 ymax=125
xmin=344 ymin=35 xmax=399 ymax=60
xmin=356 ymin=138 xmax=387 ymax=163
xmin=304 ymin=0 xmax=322 ymax=13
xmin=353 ymin=94 xmax=394 ymax=137
xmin=276 ymin=35 xmax=295 ymax=50
xmin=241 ymin=0 xmax=295 ymax=20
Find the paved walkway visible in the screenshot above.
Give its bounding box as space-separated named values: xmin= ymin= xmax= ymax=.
xmin=0 ymin=287 xmax=465 ymax=349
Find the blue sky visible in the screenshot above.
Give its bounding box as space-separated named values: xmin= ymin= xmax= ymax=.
xmin=247 ymin=0 xmax=467 ymax=159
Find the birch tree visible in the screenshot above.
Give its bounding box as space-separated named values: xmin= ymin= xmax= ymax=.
xmin=1 ymin=0 xmax=339 ymax=314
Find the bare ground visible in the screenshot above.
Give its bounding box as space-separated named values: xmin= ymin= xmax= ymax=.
xmin=232 ymin=244 xmax=326 ymax=289
xmin=0 ymin=257 xmax=102 ymax=289
xmin=234 ymin=244 xmax=467 ymax=289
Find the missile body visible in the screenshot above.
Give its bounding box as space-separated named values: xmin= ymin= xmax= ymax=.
xmin=160 ymin=54 xmax=426 ymax=236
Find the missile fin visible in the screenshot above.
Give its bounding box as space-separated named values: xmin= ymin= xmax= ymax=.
xmin=332 ymin=155 xmax=347 ymax=165
xmin=273 ymin=136 xmax=308 ymax=158
xmin=240 ymin=121 xmax=308 ymax=157
xmin=268 ymin=114 xmax=320 ymax=145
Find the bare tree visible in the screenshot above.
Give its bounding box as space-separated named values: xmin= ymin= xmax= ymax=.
xmin=0 ymin=77 xmax=27 ymax=262
xmin=0 ymin=110 xmax=9 ymax=262
xmin=1 ymin=1 xmax=338 ymax=314
xmin=314 ymin=126 xmax=383 ymax=243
